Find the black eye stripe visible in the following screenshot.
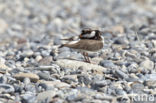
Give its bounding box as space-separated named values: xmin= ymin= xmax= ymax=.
xmin=82 ymin=31 xmax=91 ymax=34
xmin=81 ymin=29 xmax=101 ymax=36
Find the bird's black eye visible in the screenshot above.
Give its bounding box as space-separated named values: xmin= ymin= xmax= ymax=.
xmin=95 ymin=30 xmax=101 ymax=35
xmin=81 ymin=30 xmax=86 ymax=34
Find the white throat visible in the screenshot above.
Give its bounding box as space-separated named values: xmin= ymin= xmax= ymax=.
xmin=101 ymin=36 xmax=104 ymax=44
xmin=83 ymin=31 xmax=95 ymax=38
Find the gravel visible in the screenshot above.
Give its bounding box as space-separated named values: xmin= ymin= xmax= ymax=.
xmin=0 ymin=0 xmax=156 ymax=103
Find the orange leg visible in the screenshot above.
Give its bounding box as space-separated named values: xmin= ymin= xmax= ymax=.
xmin=85 ymin=53 xmax=91 ymax=63
xmin=82 ymin=52 xmax=88 ymax=62
xmin=82 ymin=52 xmax=91 ymax=63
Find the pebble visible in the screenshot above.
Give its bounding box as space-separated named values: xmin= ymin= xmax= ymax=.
xmin=22 ymin=50 xmax=34 ymax=57
xmin=115 ymin=88 xmax=127 ymax=95
xmin=62 ymin=75 xmax=78 ymax=84
xmin=115 ymin=69 xmax=129 ymax=79
xmin=13 ymin=72 xmax=39 ymax=82
xmin=37 ymin=90 xmax=56 ymax=103
xmin=91 ymin=57 xmax=103 ymax=65
xmin=39 ymin=80 xmax=70 ymax=89
xmin=0 ymin=84 xmax=15 ymax=93
xmin=0 ymin=18 xmax=8 ymax=33
xmin=127 ymin=62 xmax=138 ymax=73
xmin=113 ymin=36 xmax=129 ymax=44
xmin=39 ymin=56 xmax=53 ymax=65
xmin=144 ymin=80 xmax=156 ymax=89
xmin=77 ymin=74 xmax=91 ymax=86
xmin=35 ymin=55 xmax=42 ymax=62
xmin=131 ymin=82 xmax=144 ymax=93
xmin=36 ymin=64 xmax=60 ymax=74
xmin=0 ymin=75 xmax=7 ymax=83
xmin=91 ymin=80 xmax=109 ymax=90
xmin=37 ymin=72 xmax=52 ymax=81
xmin=41 ymin=50 xmax=50 ymax=57
xmin=0 ymin=57 xmax=9 ymax=69
xmin=139 ymin=59 xmax=154 ymax=70
xmin=99 ymin=60 xmax=116 ymax=68
xmin=56 ymin=59 xmax=107 ymax=73
xmin=66 ymin=93 xmax=84 ymax=102
xmin=23 ymin=77 xmax=31 ymax=85
xmin=21 ymin=92 xmax=37 ymax=103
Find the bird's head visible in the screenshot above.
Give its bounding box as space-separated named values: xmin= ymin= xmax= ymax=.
xmin=79 ymin=28 xmax=102 ymax=40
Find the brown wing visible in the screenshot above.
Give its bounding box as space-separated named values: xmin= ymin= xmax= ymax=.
xmin=64 ymin=39 xmax=103 ymax=51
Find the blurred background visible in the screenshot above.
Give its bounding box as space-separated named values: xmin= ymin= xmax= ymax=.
xmin=0 ymin=0 xmax=155 ymax=41
xmin=0 ymin=0 xmax=155 ymax=60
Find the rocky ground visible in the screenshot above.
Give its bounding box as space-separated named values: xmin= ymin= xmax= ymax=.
xmin=0 ymin=0 xmax=156 ymax=103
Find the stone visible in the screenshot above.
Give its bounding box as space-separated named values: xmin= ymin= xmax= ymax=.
xmin=39 ymin=80 xmax=70 ymax=89
xmin=131 ymin=82 xmax=144 ymax=93
xmin=24 ymin=84 xmax=36 ymax=93
xmin=127 ymin=62 xmax=138 ymax=73
xmin=144 ymin=80 xmax=156 ymax=89
xmin=111 ymin=25 xmax=124 ymax=34
xmin=115 ymin=69 xmax=129 ymax=79
xmin=0 ymin=18 xmax=8 ymax=34
xmin=23 ymin=77 xmax=31 ymax=85
xmin=21 ymin=92 xmax=37 ymax=103
xmin=55 ymin=59 xmax=108 ymax=73
xmin=113 ymin=36 xmax=129 ymax=44
xmin=41 ymin=50 xmax=50 ymax=57
xmin=139 ymin=59 xmax=154 ymax=70
xmin=0 ymin=84 xmax=15 ymax=93
xmin=66 ymin=93 xmax=86 ymax=102
xmin=99 ymin=60 xmax=116 ymax=68
xmin=77 ymin=74 xmax=91 ymax=86
xmin=36 ymin=64 xmax=60 ymax=74
xmin=22 ymin=50 xmax=34 ymax=57
xmin=91 ymin=80 xmax=109 ymax=90
xmin=0 ymin=94 xmax=15 ymax=103
xmin=39 ymin=56 xmax=53 ymax=65
xmin=0 ymin=57 xmax=9 ymax=69
xmin=62 ymin=75 xmax=78 ymax=84
xmin=13 ymin=72 xmax=39 ymax=82
xmin=35 ymin=55 xmax=42 ymax=62
xmin=152 ymin=40 xmax=156 ymax=47
xmin=37 ymin=90 xmax=56 ymax=103
xmin=91 ymin=57 xmax=103 ymax=65
xmin=115 ymin=89 xmax=127 ymax=95
xmin=0 ymin=75 xmax=7 ymax=83
xmin=37 ymin=72 xmax=52 ymax=81
xmin=94 ymin=93 xmax=114 ymax=101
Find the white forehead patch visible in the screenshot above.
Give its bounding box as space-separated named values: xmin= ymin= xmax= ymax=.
xmin=83 ymin=31 xmax=95 ymax=38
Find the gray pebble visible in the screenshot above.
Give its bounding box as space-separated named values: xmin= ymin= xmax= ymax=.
xmin=91 ymin=80 xmax=110 ymax=90
xmin=131 ymin=82 xmax=144 ymax=93
xmin=37 ymin=72 xmax=52 ymax=81
xmin=115 ymin=88 xmax=127 ymax=95
xmin=115 ymin=69 xmax=129 ymax=79
xmin=0 ymin=84 xmax=15 ymax=93
xmin=77 ymin=74 xmax=91 ymax=86
xmin=23 ymin=77 xmax=31 ymax=85
xmin=99 ymin=60 xmax=116 ymax=68
xmin=21 ymin=92 xmax=37 ymax=103
xmin=0 ymin=75 xmax=7 ymax=83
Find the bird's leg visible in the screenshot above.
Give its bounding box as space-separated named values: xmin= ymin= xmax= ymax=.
xmin=82 ymin=52 xmax=91 ymax=63
xmin=82 ymin=52 xmax=88 ymax=62
xmin=85 ymin=53 xmax=91 ymax=63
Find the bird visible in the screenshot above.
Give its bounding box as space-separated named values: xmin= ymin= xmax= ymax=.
xmin=59 ymin=28 xmax=104 ymax=63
